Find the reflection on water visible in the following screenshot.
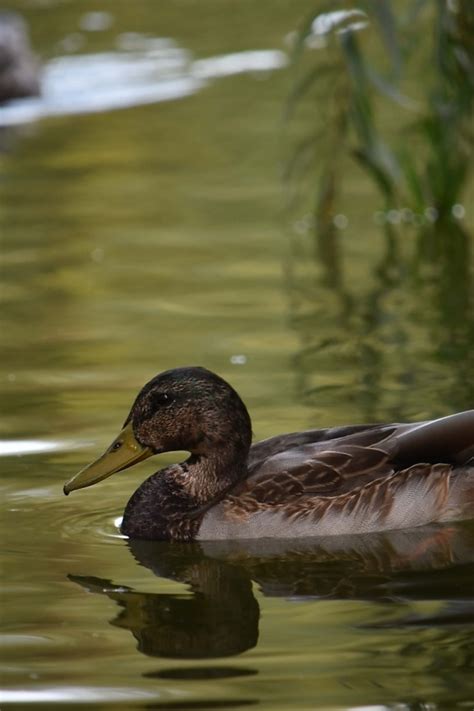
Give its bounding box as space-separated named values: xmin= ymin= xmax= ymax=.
xmin=70 ymin=543 xmax=260 ymax=660
xmin=1 ymin=39 xmax=287 ymax=126
xmin=0 ymin=438 xmax=77 ymax=455
xmin=287 ymin=216 xmax=474 ymax=423
xmin=69 ymin=524 xmax=474 ymax=666
xmin=284 ymin=2 xmax=473 ymax=426
xmin=61 ymin=525 xmax=474 ymax=706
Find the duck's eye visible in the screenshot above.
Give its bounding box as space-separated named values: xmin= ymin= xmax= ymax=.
xmin=111 ymin=440 xmax=122 ymax=451
xmin=150 ymin=392 xmax=174 ymax=408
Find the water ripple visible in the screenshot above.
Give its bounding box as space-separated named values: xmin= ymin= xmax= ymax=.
xmin=59 ymin=507 xmax=126 ymax=545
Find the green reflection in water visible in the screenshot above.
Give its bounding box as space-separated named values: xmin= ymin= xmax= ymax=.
xmin=283 ymin=2 xmax=474 ymax=425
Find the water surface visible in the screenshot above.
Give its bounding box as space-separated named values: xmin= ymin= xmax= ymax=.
xmin=1 ymin=1 xmax=473 ymax=709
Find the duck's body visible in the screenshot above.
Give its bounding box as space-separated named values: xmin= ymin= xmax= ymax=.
xmin=197 ymin=419 xmax=473 ymax=540
xmin=64 ymin=367 xmax=474 ymax=541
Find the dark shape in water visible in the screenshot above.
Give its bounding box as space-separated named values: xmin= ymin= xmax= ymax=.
xmin=0 ymin=12 xmax=40 ymax=103
xmin=69 ymin=541 xmax=259 ymax=659
xmin=68 ymin=523 xmax=474 ymax=663
xmin=145 ymin=667 xmax=258 ymax=680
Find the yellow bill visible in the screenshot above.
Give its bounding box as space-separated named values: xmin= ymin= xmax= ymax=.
xmin=63 ymin=422 xmax=153 ymax=495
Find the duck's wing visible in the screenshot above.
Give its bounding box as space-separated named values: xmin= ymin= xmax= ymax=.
xmin=243 ymin=411 xmax=474 ymax=503
xmin=248 ymin=422 xmax=388 ymax=471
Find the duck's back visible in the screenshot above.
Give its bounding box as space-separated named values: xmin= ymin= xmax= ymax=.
xmin=196 ymin=412 xmax=474 ymax=540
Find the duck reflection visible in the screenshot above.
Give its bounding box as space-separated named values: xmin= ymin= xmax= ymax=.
xmin=70 ymin=543 xmax=259 ymax=658
xmin=69 ymin=521 xmax=474 ymax=661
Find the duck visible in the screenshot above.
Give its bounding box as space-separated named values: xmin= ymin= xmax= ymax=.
xmin=63 ymin=366 xmax=474 ymax=541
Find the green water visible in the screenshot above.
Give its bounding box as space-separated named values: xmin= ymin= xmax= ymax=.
xmin=1 ymin=2 xmax=473 ymax=709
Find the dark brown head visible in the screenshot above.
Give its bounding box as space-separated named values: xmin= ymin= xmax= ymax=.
xmin=126 ymin=366 xmax=252 ymax=456
xmin=63 ymin=367 xmax=252 ymax=496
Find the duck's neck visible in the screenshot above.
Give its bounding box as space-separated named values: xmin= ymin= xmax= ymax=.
xmin=178 ymin=443 xmax=249 ymax=504
xmin=121 ymin=442 xmax=249 ymax=541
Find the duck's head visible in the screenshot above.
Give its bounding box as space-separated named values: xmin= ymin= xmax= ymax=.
xmin=63 ymin=366 xmax=252 ymax=495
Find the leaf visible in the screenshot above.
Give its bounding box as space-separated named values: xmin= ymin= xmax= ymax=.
xmin=371 ymin=0 xmax=402 ymax=78
xmin=284 ymin=64 xmax=339 ymax=121
xmin=398 ymin=149 xmax=425 ymax=211
xmin=283 ymin=133 xmax=321 ymax=182
xmin=353 ymin=146 xmax=395 ymax=200
xmin=366 ymin=66 xmax=419 ymax=109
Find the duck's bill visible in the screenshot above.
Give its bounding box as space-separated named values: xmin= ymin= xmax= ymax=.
xmin=63 ymin=422 xmax=153 ymax=495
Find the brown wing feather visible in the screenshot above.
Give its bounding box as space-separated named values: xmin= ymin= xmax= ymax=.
xmin=248 ymin=464 xmax=345 ymax=503
xmin=240 ymin=443 xmax=394 ymax=504
xmin=247 ymin=423 xmax=395 ymax=472
xmin=239 ymin=411 xmax=474 ymax=508
xmin=245 ymin=426 xmax=395 ymax=496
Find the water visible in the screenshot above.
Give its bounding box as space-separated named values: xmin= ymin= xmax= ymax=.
xmin=1 ymin=2 xmax=473 ymax=709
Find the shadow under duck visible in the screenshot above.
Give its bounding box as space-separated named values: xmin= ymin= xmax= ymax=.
xmin=63 ymin=366 xmax=474 ymax=541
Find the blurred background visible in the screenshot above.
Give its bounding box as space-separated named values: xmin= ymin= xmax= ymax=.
xmin=1 ymin=1 xmax=473 ymax=709
xmin=1 ymin=0 xmax=472 ymax=446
